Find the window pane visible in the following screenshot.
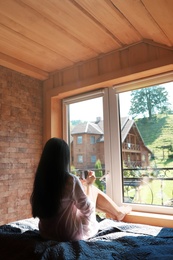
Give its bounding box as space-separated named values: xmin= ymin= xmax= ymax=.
xmin=78 ymin=155 xmax=83 ymax=163
xmin=119 ymin=82 xmax=173 ymax=207
xmin=68 ymin=97 xmax=106 ymax=192
xmin=77 ymin=136 xmax=82 ymax=144
xmin=90 ymin=136 xmax=95 ymax=144
xmin=91 ymin=155 xmax=96 ymax=163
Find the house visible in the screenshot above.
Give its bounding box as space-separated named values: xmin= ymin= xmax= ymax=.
xmin=71 ymin=117 xmax=151 ymax=170
xmin=121 ymin=117 xmax=151 ymax=168
xmin=71 ymin=118 xmax=104 ymax=170
xmin=0 ymin=1 xmax=173 ymax=227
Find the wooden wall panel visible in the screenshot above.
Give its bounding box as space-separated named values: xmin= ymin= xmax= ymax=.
xmin=45 ymin=42 xmax=173 ymax=92
xmin=99 ymin=51 xmax=121 ymax=74
xmin=43 ymin=42 xmax=173 ymax=142
xmin=79 ymin=59 xmax=99 ymax=81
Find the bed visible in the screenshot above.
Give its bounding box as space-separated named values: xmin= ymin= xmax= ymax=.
xmin=0 ymin=217 xmax=173 ymax=260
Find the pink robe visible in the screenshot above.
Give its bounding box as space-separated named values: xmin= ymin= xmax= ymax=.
xmin=39 ymin=174 xmax=99 ymax=241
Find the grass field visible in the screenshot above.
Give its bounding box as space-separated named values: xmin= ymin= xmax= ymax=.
xmin=135 ymin=114 xmax=173 ymax=168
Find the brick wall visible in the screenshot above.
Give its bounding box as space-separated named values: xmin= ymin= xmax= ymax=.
xmin=0 ymin=66 xmax=43 ymax=225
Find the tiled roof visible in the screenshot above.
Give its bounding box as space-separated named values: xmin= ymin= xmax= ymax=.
xmin=71 ymin=121 xmax=103 ymax=135
xmin=121 ymin=117 xmax=134 ymax=143
xmin=71 ymin=117 xmax=144 ymax=144
xmin=71 ymin=117 xmax=151 ymax=152
xmin=96 ymin=135 xmax=104 ymax=142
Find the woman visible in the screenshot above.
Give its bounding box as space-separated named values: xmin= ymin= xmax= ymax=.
xmin=30 ymin=138 xmax=131 ymax=242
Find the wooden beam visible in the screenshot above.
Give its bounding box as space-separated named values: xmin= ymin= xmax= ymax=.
xmin=0 ymin=52 xmax=49 ymax=80
xmin=44 ymin=42 xmax=173 ymax=98
xmin=45 ymin=56 xmax=173 ymax=99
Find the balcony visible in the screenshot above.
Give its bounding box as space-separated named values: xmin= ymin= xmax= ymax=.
xmin=124 ymin=160 xmax=142 ymax=168
xmin=122 ymin=142 xmax=140 ymax=151
xmin=72 ymin=167 xmax=173 ymax=207
xmin=123 ymin=168 xmax=173 ymax=206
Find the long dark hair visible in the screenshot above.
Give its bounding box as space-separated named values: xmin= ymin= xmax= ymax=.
xmin=30 ymin=138 xmax=70 ymax=218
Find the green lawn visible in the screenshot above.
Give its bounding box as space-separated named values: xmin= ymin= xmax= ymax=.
xmin=124 ymin=179 xmax=173 ymax=206
xmin=136 ymin=114 xmax=173 ymax=168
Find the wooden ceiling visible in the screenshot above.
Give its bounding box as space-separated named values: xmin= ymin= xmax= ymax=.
xmin=0 ymin=0 xmax=173 ymax=80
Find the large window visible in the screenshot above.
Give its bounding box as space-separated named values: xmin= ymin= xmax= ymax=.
xmin=63 ymin=80 xmax=173 ymax=215
xmin=119 ymin=83 xmax=173 ymax=209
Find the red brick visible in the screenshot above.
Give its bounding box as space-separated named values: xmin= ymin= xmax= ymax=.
xmin=0 ymin=66 xmax=43 ymax=225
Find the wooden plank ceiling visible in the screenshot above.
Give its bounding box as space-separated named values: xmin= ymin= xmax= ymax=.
xmin=0 ymin=0 xmax=173 ymax=80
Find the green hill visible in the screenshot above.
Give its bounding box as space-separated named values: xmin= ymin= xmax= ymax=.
xmin=135 ymin=114 xmax=173 ymax=168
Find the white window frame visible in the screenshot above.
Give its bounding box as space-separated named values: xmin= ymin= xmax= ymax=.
xmin=63 ymin=89 xmax=112 ymax=198
xmin=63 ymin=72 xmax=173 ymax=215
xmin=112 ymin=72 xmax=173 ymax=215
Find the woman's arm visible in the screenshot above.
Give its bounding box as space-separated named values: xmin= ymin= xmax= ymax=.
xmin=73 ymin=177 xmax=95 ymax=217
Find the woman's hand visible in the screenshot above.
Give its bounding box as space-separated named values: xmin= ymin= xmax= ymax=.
xmin=86 ymin=171 xmax=96 ymax=185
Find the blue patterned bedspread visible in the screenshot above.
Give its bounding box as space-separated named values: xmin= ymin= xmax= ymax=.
xmin=0 ymin=218 xmax=173 ymax=259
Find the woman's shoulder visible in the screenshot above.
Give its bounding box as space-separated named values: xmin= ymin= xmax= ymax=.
xmin=64 ymin=173 xmax=82 ymax=196
xmin=66 ymin=172 xmax=79 ymax=184
xmin=68 ymin=173 xmax=79 ymax=182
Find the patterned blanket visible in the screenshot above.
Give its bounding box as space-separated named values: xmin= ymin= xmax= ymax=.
xmin=0 ymin=218 xmax=173 ymax=259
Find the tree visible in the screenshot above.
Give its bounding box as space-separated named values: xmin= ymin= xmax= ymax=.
xmin=129 ymin=86 xmax=170 ymax=119
xmin=94 ymin=159 xmax=104 ymax=191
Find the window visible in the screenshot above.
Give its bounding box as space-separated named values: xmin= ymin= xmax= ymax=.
xmin=91 ymin=155 xmax=96 ymax=163
xmin=78 ymin=155 xmax=83 ymax=163
xmin=90 ymin=136 xmax=95 ymax=144
xmin=142 ymin=154 xmax=146 ymax=161
xmin=63 ymin=91 xmax=106 ymax=193
xmin=63 ymin=79 xmax=173 ymax=215
xmin=77 ymin=136 xmax=82 ymax=144
xmin=116 ymin=81 xmax=173 ymax=214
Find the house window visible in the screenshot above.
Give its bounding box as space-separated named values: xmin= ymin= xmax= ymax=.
xmin=142 ymin=154 xmax=145 ymax=161
xmin=77 ymin=136 xmax=82 ymax=144
xmin=91 ymin=155 xmax=96 ymax=163
xmin=90 ymin=136 xmax=95 ymax=144
xmin=78 ymin=155 xmax=83 ymax=163
xmin=63 ymin=79 xmax=173 ymax=215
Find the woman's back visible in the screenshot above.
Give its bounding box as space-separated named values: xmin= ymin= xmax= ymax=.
xmin=39 ymin=173 xmax=98 ymax=241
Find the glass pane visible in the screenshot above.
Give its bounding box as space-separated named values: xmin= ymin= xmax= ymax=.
xmin=68 ymin=97 xmax=106 ymax=193
xmin=119 ymin=82 xmax=173 ymax=207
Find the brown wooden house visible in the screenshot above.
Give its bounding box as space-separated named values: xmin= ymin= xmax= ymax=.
xmin=71 ymin=117 xmax=151 ymax=170
xmin=121 ymin=117 xmax=151 ymax=168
